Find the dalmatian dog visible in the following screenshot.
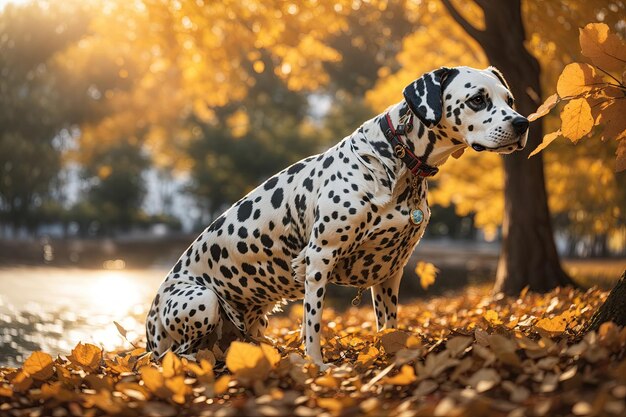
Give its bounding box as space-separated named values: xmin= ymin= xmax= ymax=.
xmin=146 ymin=66 xmax=529 ymax=368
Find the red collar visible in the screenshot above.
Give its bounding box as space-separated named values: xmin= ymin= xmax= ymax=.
xmin=380 ymin=112 xmax=439 ymax=178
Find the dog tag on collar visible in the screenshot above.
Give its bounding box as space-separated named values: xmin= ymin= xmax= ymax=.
xmin=410 ymin=208 xmax=424 ymax=225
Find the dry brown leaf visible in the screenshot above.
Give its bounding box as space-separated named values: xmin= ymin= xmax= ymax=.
xmin=381 ymin=330 xmax=410 ymax=354
xmin=22 ymin=351 xmax=54 ymax=381
xmin=114 ymin=321 xmax=128 ymax=339
xmin=68 ymin=342 xmax=102 ymax=372
xmin=467 ymin=368 xmax=500 ymax=393
xmin=446 ymin=336 xmax=473 ymax=358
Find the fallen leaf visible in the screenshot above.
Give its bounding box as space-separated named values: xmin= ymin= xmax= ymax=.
xmin=69 ymin=342 xmax=102 ymax=372
xmin=536 ymin=315 xmax=568 ymax=334
xmin=381 ymin=330 xmax=410 ymax=354
xmin=22 ymin=351 xmax=54 ymax=381
xmin=162 ymin=351 xmax=182 ymax=378
xmin=445 ymin=336 xmax=473 ymax=358
xmin=467 ymin=368 xmax=500 ymax=393
xmin=383 ymin=364 xmax=416 ymax=386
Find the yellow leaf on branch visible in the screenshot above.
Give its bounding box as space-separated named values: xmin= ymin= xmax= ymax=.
xmin=529 ymin=130 xmax=561 ymax=158
xmin=528 ymin=93 xmax=559 ymax=122
xmin=579 ymin=22 xmax=626 ymax=71
xmin=556 ymin=63 xmax=602 ymax=98
xmin=560 ymin=98 xmax=594 ymax=142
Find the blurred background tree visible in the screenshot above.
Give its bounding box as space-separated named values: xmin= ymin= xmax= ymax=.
xmin=0 ymin=0 xmax=623 ymax=289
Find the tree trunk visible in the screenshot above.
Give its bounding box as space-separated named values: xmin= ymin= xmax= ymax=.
xmin=583 ymin=271 xmax=626 ymax=332
xmin=441 ymin=0 xmax=575 ymax=295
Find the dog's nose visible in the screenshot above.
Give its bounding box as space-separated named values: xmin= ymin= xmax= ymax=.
xmin=512 ymin=116 xmax=529 ymax=135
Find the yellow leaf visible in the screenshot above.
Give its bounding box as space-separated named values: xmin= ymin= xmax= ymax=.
xmin=11 ymin=371 xmax=33 ymax=393
xmin=556 ymin=63 xmax=601 ymax=98
xmin=214 ymin=374 xmax=231 ymax=395
xmin=579 ymin=23 xmax=626 ymax=71
xmin=22 ymin=351 xmax=54 ymax=381
xmin=415 ymin=261 xmax=438 ymax=290
xmin=69 ymin=343 xmax=102 ymax=372
xmin=535 ymin=315 xmax=568 ymax=334
xmin=560 ymin=98 xmax=594 ymax=142
xmin=315 ymin=373 xmax=339 ymax=388
xmin=528 ymin=93 xmax=559 ymax=122
xmin=162 ymin=351 xmax=182 ymax=378
xmin=164 ymin=375 xmax=190 ymax=404
xmin=356 ymin=346 xmax=379 ymax=366
xmin=383 ymin=364 xmax=416 ymax=385
xmin=318 ymin=397 xmax=344 ymax=412
xmin=0 ymin=385 xmax=12 ymax=397
xmin=484 ymin=309 xmax=503 ymax=325
xmin=225 ymin=341 xmax=272 ymax=381
xmin=260 ymin=343 xmax=281 ymax=368
xmin=529 ymin=130 xmax=561 ymax=158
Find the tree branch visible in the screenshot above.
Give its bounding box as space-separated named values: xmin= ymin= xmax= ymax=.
xmin=440 ymin=0 xmax=486 ymax=44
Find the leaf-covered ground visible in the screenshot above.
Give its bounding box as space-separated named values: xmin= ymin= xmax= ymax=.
xmin=1 ymin=285 xmax=625 ymax=417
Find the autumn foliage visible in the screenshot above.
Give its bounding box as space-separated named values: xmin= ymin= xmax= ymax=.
xmin=529 ymin=23 xmax=626 ymax=171
xmin=2 ymin=286 xmax=626 ymax=416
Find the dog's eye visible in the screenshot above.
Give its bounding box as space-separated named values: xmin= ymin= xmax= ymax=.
xmin=469 ymin=95 xmax=484 ymax=106
xmin=507 ymin=97 xmax=514 ymax=106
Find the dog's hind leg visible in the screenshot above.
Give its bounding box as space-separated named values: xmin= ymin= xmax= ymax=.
xmin=371 ymin=270 xmax=402 ymax=331
xmin=146 ymin=278 xmax=222 ymax=359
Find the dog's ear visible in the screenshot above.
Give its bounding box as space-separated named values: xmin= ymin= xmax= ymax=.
xmin=487 ymin=66 xmax=511 ymax=92
xmin=403 ymin=67 xmax=455 ymax=128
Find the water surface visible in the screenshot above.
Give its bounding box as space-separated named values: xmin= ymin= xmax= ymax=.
xmin=0 ymin=267 xmax=166 ymax=366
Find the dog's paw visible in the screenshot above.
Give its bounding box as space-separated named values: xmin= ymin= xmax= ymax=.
xmin=316 ymin=362 xmax=337 ymax=373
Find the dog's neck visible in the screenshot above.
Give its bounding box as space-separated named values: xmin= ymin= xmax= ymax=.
xmin=375 ymin=102 xmax=467 ymax=175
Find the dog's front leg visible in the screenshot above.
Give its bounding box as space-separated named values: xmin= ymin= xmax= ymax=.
xmin=303 ymin=258 xmax=329 ymax=367
xmin=371 ymin=270 xmax=402 ymax=331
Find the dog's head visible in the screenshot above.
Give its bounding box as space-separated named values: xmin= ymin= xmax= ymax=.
xmin=403 ymin=66 xmax=528 ymax=154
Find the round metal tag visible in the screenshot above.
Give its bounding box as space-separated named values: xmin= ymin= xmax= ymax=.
xmin=410 ymin=208 xmax=424 ymax=225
